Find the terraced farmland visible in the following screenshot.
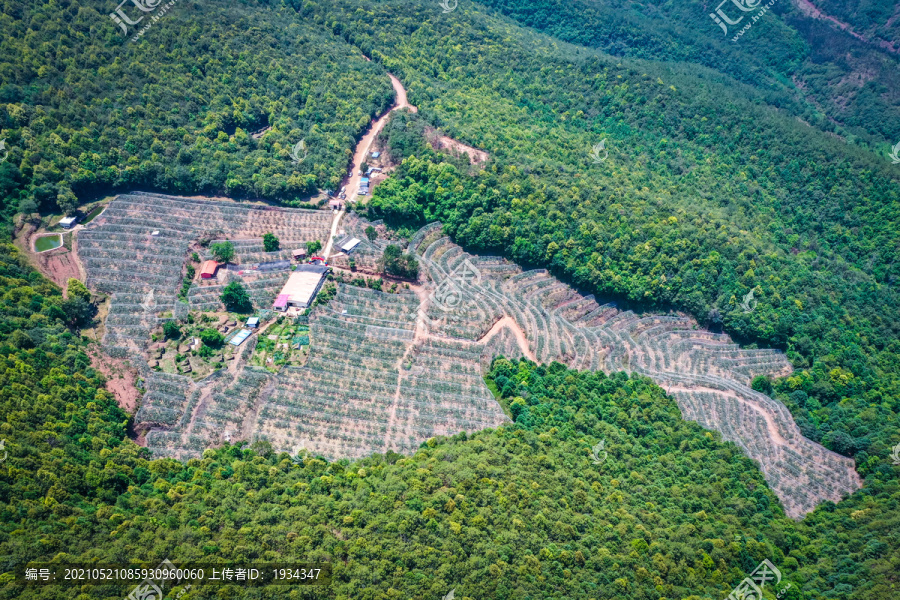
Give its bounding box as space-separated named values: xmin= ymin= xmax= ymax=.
xmin=80 ymin=192 xmax=332 ymax=353
xmin=81 ymin=196 xmax=860 ymax=518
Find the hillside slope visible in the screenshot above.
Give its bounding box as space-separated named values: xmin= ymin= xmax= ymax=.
xmin=476 ymin=0 xmax=900 ymax=145
xmin=0 ymin=0 xmax=393 ymax=221
xmin=324 ymin=0 xmax=900 ymax=477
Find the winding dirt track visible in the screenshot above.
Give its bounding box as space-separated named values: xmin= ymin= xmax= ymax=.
xmin=324 ymin=74 xmax=416 ymax=260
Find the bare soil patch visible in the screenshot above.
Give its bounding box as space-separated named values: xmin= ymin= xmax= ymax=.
xmin=88 ymin=345 xmax=142 ymax=414
xmin=13 ymin=220 xmax=86 ymax=288
xmin=427 ymin=129 xmax=490 ymax=165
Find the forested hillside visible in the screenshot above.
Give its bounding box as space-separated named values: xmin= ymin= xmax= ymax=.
xmin=0 ymin=0 xmax=393 ymax=222
xmin=323 ymin=0 xmax=900 ymax=473
xmin=476 ymin=0 xmax=900 ymax=145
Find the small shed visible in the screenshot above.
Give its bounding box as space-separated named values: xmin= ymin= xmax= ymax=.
xmin=370 ymin=151 xmax=380 ymax=159
xmin=292 ymin=248 xmax=307 ymax=261
xmin=246 ymin=316 xmax=260 ymax=329
xmin=340 ymin=238 xmax=362 ymax=253
xmin=360 ymin=177 xmax=369 ymax=185
xmin=273 ymin=294 xmax=289 ymax=312
xmin=59 ymin=216 xmax=79 ymax=229
xmin=200 ymin=260 xmax=219 ymax=279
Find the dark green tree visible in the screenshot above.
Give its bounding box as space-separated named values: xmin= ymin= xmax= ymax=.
xmin=221 ymin=281 xmax=252 ymax=313
xmin=199 ymin=328 xmax=224 ymax=347
xmin=380 ymin=244 xmax=419 ymax=279
xmin=163 ymin=321 xmax=181 ymax=340
xmin=263 ymin=232 xmax=279 ymax=252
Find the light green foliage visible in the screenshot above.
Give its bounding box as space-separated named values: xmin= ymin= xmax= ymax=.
xmin=66 ymin=278 xmax=90 ymax=302
xmin=210 ymin=241 xmax=235 ymax=264
xmin=305 ymin=240 xmax=322 ymax=256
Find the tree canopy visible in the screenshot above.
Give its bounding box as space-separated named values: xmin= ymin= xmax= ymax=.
xmin=220 ymin=281 xmax=252 ymax=313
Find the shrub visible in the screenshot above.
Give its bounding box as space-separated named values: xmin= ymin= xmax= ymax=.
xmin=199 ymin=328 xmax=224 ymax=348
xmin=263 ymin=232 xmax=280 ymax=252
xmin=163 ymin=321 xmax=181 ymax=340
xmin=210 ymin=241 xmax=235 ymax=263
xmin=751 ymin=375 xmax=773 ymax=395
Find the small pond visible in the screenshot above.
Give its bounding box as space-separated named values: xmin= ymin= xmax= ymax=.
xmin=34 ymin=234 xmax=63 ymax=252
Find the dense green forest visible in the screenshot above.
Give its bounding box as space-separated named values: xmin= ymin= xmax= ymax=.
xmin=0 ymin=0 xmax=393 ymax=223
xmin=0 ymin=241 xmax=896 ymax=598
xmin=474 ymin=0 xmax=900 ymax=145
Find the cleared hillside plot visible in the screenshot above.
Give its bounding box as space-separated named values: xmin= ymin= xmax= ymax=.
xmin=83 ymin=198 xmax=859 ymax=518
xmin=409 ymin=232 xmax=860 ymax=518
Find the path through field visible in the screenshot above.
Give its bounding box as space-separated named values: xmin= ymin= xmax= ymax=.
xmin=325 ymin=73 xmax=416 ymax=260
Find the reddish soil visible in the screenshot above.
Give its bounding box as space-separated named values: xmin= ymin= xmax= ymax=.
xmin=88 ymin=345 xmax=142 ymax=415
xmin=477 ymin=316 xmax=536 ymax=362
xmin=428 ymin=130 xmax=490 ymax=165
xmin=792 ymin=0 xmax=899 ymax=54
xmin=325 ymin=73 xmax=417 ymax=258
xmin=14 ymin=223 xmax=85 ymax=289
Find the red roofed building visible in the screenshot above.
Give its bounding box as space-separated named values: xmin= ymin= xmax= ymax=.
xmin=200 ymin=260 xmax=220 ymax=279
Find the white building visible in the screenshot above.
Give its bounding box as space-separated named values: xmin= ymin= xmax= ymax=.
xmin=277 ymin=265 xmax=330 ymax=308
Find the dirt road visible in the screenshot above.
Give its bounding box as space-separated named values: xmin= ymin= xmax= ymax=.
xmin=325 ymin=74 xmax=417 ymax=260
